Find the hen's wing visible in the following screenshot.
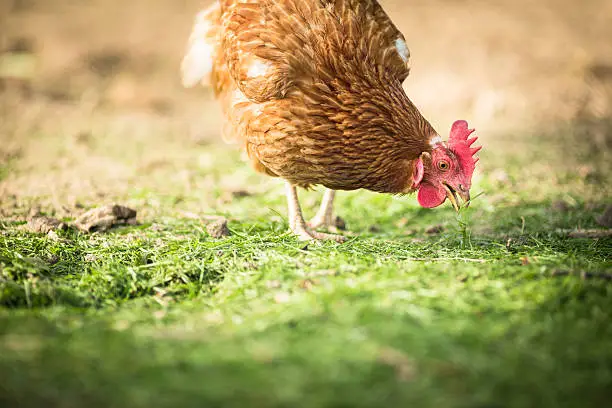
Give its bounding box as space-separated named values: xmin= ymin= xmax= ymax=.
xmin=220 ymin=0 xmax=411 ymax=104
xmin=182 ymin=0 xmax=413 ymax=156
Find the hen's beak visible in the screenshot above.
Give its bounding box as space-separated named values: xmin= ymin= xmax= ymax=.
xmin=443 ymin=184 xmax=470 ymax=212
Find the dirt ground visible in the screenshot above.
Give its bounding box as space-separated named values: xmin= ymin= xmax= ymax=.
xmin=2 ymin=0 xmax=610 ymax=120
xmin=0 ymin=0 xmax=611 ymax=211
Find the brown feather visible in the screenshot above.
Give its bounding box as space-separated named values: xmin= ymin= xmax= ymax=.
xmin=183 ymin=0 xmax=437 ymax=193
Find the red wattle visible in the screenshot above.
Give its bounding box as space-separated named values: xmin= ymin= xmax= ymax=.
xmin=417 ymin=183 xmax=446 ymax=208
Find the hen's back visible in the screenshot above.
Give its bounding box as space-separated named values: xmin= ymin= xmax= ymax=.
xmin=183 ymin=0 xmax=411 ymax=104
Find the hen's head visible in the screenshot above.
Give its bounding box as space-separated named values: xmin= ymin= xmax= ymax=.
xmin=412 ymin=120 xmax=481 ymax=211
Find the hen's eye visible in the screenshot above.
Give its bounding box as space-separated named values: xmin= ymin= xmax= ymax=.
xmin=438 ymin=160 xmax=450 ymax=171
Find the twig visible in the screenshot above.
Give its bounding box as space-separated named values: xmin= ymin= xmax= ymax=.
xmin=551 ymin=270 xmax=612 ymax=281
xmin=567 ymin=229 xmax=612 ymax=239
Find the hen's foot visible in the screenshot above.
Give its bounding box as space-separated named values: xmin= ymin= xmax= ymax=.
xmin=308 ymin=215 xmax=340 ymax=233
xmin=307 ymin=188 xmax=339 ymax=232
xmin=290 ymin=223 xmax=346 ymax=243
xmin=286 ymin=182 xmax=345 ymax=242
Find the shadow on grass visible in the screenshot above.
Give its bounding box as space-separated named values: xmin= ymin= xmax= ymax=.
xmin=0 ymin=273 xmax=610 ymax=408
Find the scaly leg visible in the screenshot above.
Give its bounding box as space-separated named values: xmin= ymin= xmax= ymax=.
xmin=308 ymin=188 xmax=339 ymax=232
xmin=285 ymin=181 xmax=345 ymax=242
xmin=285 ymin=181 xmax=314 ymax=241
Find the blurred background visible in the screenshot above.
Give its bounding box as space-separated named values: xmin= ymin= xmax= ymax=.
xmin=1 ymin=0 xmax=611 ymax=212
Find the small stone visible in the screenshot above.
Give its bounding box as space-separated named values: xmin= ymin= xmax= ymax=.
xmin=47 ymin=230 xmax=61 ymax=241
xmin=596 ymin=205 xmax=612 ymax=228
xmin=334 ymin=216 xmax=347 ymax=231
xmin=243 ymin=261 xmax=258 ymax=270
xmin=218 ymin=189 xmax=252 ymax=204
xmin=74 ymin=204 xmax=137 ymax=233
xmin=47 ymin=254 xmax=60 ymax=265
xmin=26 ymin=216 xmax=66 ymax=234
xmin=84 ymin=253 xmax=98 ymax=263
xmin=551 ymin=200 xmax=571 ymax=212
xmin=150 ymin=223 xmax=166 ymax=232
xmin=231 ymin=189 xmax=252 ymax=199
xmin=368 ymin=224 xmax=382 ymax=233
xmin=206 ymin=218 xmax=231 ymax=239
xmin=425 ymin=225 xmax=445 ymax=235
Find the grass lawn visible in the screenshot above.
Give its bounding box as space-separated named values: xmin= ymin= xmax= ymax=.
xmin=0 ymin=107 xmax=611 ymax=407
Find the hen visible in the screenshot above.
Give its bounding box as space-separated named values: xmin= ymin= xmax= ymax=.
xmin=182 ymin=0 xmax=481 ymax=242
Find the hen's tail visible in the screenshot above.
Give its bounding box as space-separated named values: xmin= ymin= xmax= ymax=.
xmin=181 ymin=2 xmax=221 ymax=88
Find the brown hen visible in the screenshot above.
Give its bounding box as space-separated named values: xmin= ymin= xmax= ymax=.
xmin=182 ymin=0 xmax=481 ymax=242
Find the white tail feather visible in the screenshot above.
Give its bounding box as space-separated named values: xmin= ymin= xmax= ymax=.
xmin=181 ymin=6 xmax=220 ymax=88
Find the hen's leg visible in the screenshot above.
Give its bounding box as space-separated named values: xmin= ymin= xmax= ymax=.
xmin=285 ymin=182 xmax=345 ymax=242
xmin=308 ymin=188 xmax=339 ymax=232
xmin=285 ymin=181 xmax=315 ymax=241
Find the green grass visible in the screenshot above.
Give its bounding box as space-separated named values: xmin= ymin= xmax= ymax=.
xmin=1 ymin=120 xmax=611 ymax=408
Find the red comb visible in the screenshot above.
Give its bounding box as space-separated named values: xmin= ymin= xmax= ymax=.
xmin=448 ymin=120 xmax=481 ymax=182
